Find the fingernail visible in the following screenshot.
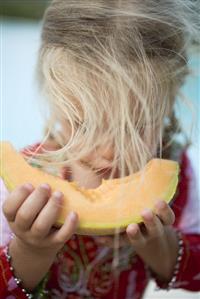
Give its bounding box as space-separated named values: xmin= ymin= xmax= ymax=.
xmin=53 ymin=191 xmax=63 ymax=198
xmin=69 ymin=211 xmax=77 ymax=221
xmin=141 ymin=208 xmax=153 ymax=221
xmin=24 ymin=183 xmax=34 ymax=191
xmin=40 ymin=183 xmax=50 ymax=190
xmin=127 ymin=224 xmax=138 ymax=236
xmin=156 ymin=200 xmax=166 ymax=210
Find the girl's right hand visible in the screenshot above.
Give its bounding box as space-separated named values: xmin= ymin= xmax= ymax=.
xmin=2 ymin=183 xmax=79 ymax=255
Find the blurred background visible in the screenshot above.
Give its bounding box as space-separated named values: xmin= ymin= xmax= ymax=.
xmin=1 ymin=1 xmax=200 ymax=298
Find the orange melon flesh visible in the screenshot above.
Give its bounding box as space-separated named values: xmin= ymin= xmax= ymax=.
xmin=0 ymin=141 xmax=179 ymax=235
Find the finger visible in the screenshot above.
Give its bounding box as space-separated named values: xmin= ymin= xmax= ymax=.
xmin=155 ymin=200 xmax=175 ymax=226
xmin=141 ymin=208 xmax=163 ymax=238
xmin=15 ymin=184 xmax=51 ymax=231
xmin=31 ymin=191 xmax=64 ymax=239
xmin=2 ymin=183 xmax=34 ymax=222
xmin=49 ymin=211 xmax=79 ymax=245
xmin=126 ymin=223 xmax=145 ymax=247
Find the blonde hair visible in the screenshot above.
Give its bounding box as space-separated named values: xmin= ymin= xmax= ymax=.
xmin=29 ymin=0 xmax=199 ymax=178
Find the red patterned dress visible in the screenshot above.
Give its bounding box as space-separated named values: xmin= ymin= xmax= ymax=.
xmin=0 ymin=142 xmax=200 ymax=299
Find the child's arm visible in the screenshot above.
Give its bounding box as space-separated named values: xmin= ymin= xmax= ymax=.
xmin=125 ymin=198 xmax=200 ymax=292
xmin=126 ymin=201 xmax=180 ymax=282
xmin=7 ymin=237 xmax=59 ymax=291
xmin=0 ymin=182 xmax=78 ymax=297
xmin=127 ymin=152 xmax=200 ymax=292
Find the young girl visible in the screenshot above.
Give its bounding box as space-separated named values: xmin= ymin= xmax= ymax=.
xmin=1 ymin=0 xmax=200 ymax=298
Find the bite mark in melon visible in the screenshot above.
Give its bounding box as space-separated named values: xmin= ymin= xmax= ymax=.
xmin=0 ymin=142 xmax=179 ymax=235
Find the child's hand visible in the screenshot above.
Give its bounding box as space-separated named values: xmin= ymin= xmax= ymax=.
xmin=3 ymin=183 xmax=79 ymax=255
xmin=96 ymin=200 xmax=178 ymax=281
xmin=126 ymin=199 xmax=175 ymax=247
xmin=95 ymin=200 xmax=175 ymax=249
xmin=126 ymin=200 xmax=178 ymax=280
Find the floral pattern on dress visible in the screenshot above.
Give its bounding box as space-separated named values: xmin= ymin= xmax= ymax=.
xmin=48 ymin=235 xmax=137 ymax=299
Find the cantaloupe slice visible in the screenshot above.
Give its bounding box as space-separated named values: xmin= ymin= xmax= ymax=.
xmin=0 ymin=141 xmax=179 ymax=235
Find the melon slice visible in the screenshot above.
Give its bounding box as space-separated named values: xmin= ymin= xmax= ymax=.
xmin=0 ymin=141 xmax=179 ymax=235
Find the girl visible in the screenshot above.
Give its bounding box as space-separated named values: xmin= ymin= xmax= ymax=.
xmin=1 ymin=0 xmax=200 ymax=298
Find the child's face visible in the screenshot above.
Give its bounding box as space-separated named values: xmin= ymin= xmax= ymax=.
xmin=69 ymin=145 xmax=117 ymax=189
xmin=60 ymin=120 xmax=117 ymax=188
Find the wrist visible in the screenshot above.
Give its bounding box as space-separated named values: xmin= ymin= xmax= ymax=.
xmin=136 ymin=226 xmax=179 ymax=281
xmin=8 ymin=237 xmax=57 ymax=292
xmin=149 ymin=229 xmax=185 ymax=290
xmin=164 ymin=227 xmax=179 ymax=279
xmin=4 ymin=244 xmax=35 ymax=298
xmin=154 ymin=227 xmax=179 ymax=281
xmin=11 ymin=237 xmax=58 ymax=259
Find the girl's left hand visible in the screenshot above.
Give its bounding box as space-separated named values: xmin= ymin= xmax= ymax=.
xmin=95 ymin=199 xmax=175 ymax=249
